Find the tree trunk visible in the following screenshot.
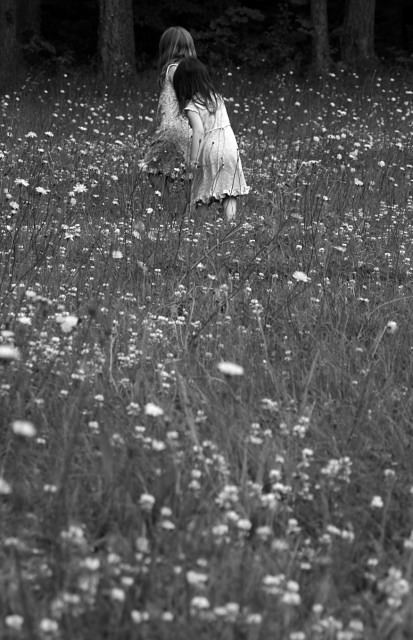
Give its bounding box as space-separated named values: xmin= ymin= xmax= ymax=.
xmin=16 ymin=0 xmax=40 ymax=43
xmin=342 ymin=0 xmax=377 ymax=68
xmin=98 ymin=0 xmax=136 ymax=81
xmin=310 ymin=0 xmax=331 ymax=75
xmin=0 ymin=0 xmax=22 ymax=88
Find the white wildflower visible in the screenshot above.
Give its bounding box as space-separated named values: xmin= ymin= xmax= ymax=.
xmin=292 ymin=271 xmax=311 ymax=283
xmin=144 ymin=402 xmax=164 ymax=417
xmin=217 ymin=361 xmax=244 ymax=376
xmin=12 ymin=420 xmax=36 ymax=437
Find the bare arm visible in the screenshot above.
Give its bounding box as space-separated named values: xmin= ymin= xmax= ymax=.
xmin=186 ymin=110 xmax=204 ymax=165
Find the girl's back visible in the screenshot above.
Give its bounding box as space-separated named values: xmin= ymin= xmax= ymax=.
xmin=184 ymin=96 xmax=248 ymax=205
xmin=187 ymin=95 xmax=230 ymax=132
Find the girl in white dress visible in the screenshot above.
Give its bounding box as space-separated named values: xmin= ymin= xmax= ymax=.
xmin=141 ymin=27 xmax=196 ymax=193
xmin=173 ymin=57 xmax=249 ymax=221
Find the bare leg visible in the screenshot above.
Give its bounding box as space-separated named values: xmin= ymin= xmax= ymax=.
xmin=223 ymin=196 xmax=236 ymax=222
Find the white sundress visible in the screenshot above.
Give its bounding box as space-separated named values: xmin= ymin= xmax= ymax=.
xmin=184 ymin=96 xmax=249 ymax=205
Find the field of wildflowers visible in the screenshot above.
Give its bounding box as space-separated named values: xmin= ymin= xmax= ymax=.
xmin=1 ymin=66 xmax=413 ymax=639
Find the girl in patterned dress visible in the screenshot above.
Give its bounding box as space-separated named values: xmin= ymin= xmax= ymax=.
xmin=141 ymin=27 xmax=196 ymax=193
xmin=173 ymin=57 xmax=249 ymax=222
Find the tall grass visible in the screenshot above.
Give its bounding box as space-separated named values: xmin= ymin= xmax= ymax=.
xmin=1 ymin=66 xmax=413 ymax=639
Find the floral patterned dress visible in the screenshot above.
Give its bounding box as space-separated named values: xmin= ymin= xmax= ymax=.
xmin=184 ymin=96 xmax=249 ymax=206
xmin=141 ymin=63 xmax=191 ymax=181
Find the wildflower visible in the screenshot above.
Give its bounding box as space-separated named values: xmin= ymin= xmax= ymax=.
xmin=15 ymin=178 xmax=29 ymax=187
xmin=35 ymin=186 xmax=50 ymax=195
xmin=0 ymin=478 xmax=12 ymax=496
xmin=112 ymin=250 xmax=123 ymax=259
xmin=256 ymin=525 xmax=273 ymax=540
xmin=237 ymin=518 xmax=252 ymax=532
xmin=139 ymin=493 xmax=156 ymax=511
xmin=56 ymin=315 xmax=79 ymax=333
xmin=110 ymin=588 xmax=126 ymax=602
xmin=0 ymin=345 xmax=20 ymax=361
xmin=12 ymin=419 xmax=37 ymax=438
xmin=378 ymin=567 xmax=409 ymax=608
xmin=245 ymin=613 xmax=263 ymax=624
xmin=126 ymin=402 xmax=140 ymax=416
xmin=281 ymin=580 xmax=301 ymax=606
xmin=371 ymin=495 xmax=384 ymax=508
xmin=73 ymin=183 xmax=87 ymax=193
xmin=212 ymin=524 xmax=229 ymax=537
xmin=25 ymin=131 xmax=37 ymax=138
xmin=261 ymin=398 xmax=279 ymax=412
xmin=5 ymin=615 xmax=24 ymax=630
xmin=190 ymin=596 xmax=210 ymax=610
xmin=354 ymin=178 xmax=364 ymax=186
xmin=186 ymin=570 xmax=208 ymax=586
xmin=39 ymin=618 xmax=59 ymax=633
xmin=217 ymin=361 xmax=244 ymax=376
xmin=136 ymin=536 xmax=150 ymax=553
xmin=292 ymin=271 xmax=311 ymax=283
xmin=81 ymin=557 xmax=100 ymax=571
xmin=262 ymin=573 xmax=285 ymax=595
xmin=386 ymin=320 xmax=398 ymax=334
xmin=144 ymin=402 xmax=164 ymax=417
xmin=161 ymin=612 xmax=174 ymax=621
xmin=43 ymin=484 xmax=58 ymax=493
xmin=131 ymin=610 xmax=150 ymax=623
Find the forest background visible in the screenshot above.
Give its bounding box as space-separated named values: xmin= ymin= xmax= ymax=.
xmin=1 ymin=0 xmax=413 ymax=88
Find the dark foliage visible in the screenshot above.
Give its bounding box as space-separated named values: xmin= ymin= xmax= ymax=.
xmin=19 ymin=0 xmax=413 ymax=71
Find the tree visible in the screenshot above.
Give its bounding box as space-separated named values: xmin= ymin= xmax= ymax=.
xmin=341 ymin=0 xmax=377 ymax=67
xmin=0 ymin=0 xmax=21 ymax=88
xmin=98 ymin=0 xmax=137 ymax=81
xmin=16 ymin=0 xmax=40 ymax=43
xmin=310 ymin=0 xmax=331 ymax=74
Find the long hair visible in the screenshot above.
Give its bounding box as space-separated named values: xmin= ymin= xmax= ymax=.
xmin=173 ymin=58 xmax=219 ymax=115
xmin=158 ymin=27 xmax=196 ymax=87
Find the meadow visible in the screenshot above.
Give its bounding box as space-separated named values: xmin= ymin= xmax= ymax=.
xmin=1 ymin=65 xmax=413 ymax=640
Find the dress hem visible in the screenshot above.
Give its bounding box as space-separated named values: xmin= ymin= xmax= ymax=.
xmin=194 ymin=188 xmax=250 ymax=205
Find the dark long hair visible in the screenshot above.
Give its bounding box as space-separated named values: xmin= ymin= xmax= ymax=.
xmin=173 ymin=57 xmax=219 ymax=114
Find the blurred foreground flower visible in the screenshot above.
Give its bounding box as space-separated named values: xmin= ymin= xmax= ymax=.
xmin=5 ymin=615 xmax=24 ymax=631
xmin=12 ymin=420 xmax=37 ymax=438
xmin=144 ymin=402 xmax=164 ymax=417
xmin=56 ymin=315 xmax=79 ymax=333
xmin=0 ymin=345 xmax=20 ymax=361
xmin=0 ymin=477 xmax=12 ymax=495
xmin=139 ymin=493 xmax=155 ymax=512
xmin=217 ymin=361 xmax=244 ymax=376
xmin=190 ymin=596 xmax=210 ymax=610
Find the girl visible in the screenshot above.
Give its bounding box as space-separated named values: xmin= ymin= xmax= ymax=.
xmin=141 ymin=27 xmax=196 ymax=193
xmin=173 ymin=57 xmax=249 ymax=222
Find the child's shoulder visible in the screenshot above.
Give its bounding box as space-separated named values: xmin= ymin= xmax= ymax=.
xmin=184 ymin=98 xmax=201 ymax=112
xmin=165 ymin=62 xmax=179 ymax=80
